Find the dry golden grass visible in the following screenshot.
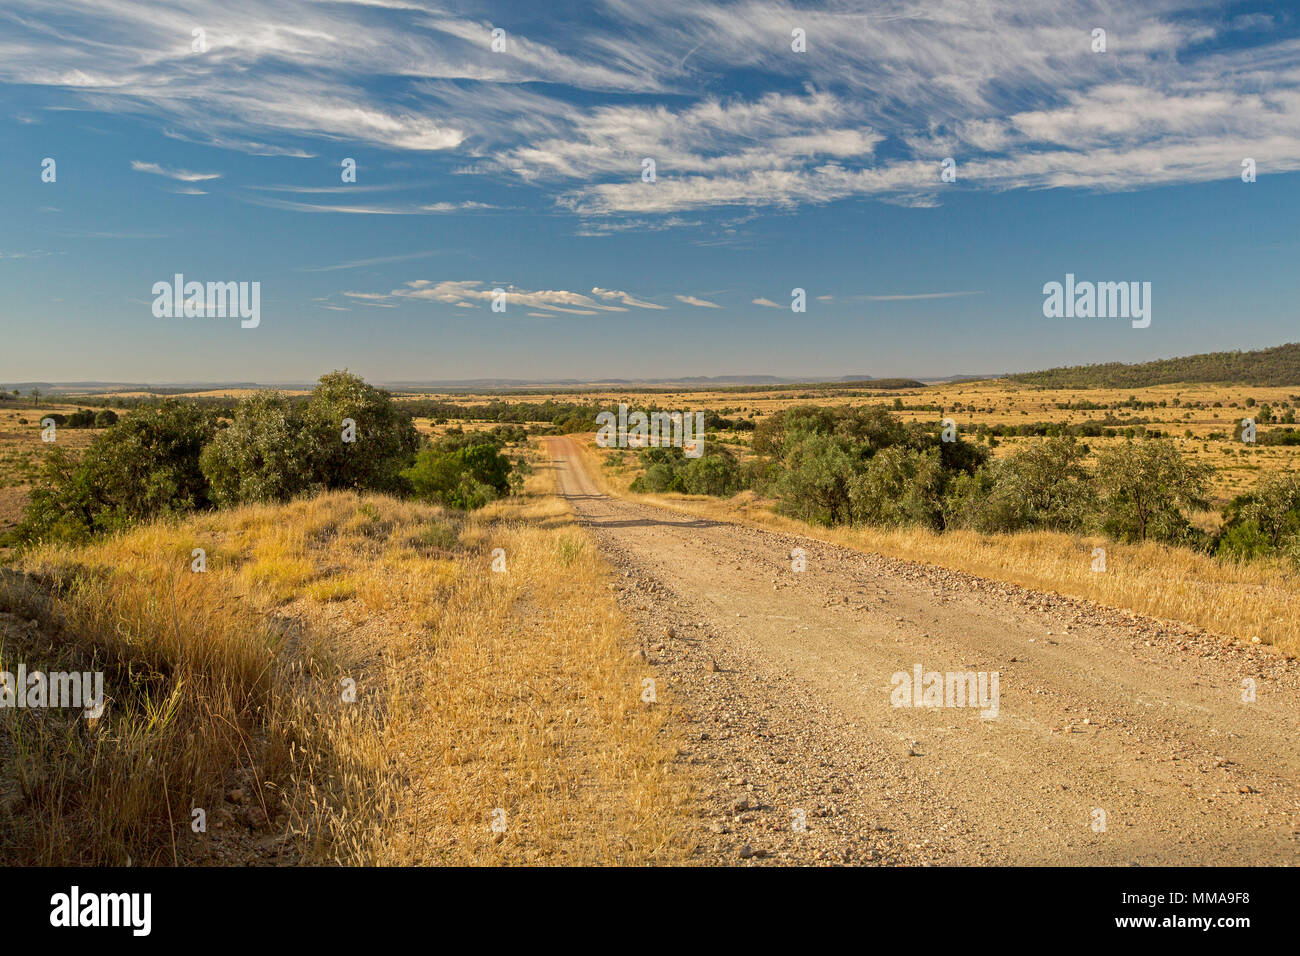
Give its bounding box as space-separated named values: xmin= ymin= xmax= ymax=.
xmin=574 ymin=435 xmax=1300 ymax=658
xmin=0 ymin=457 xmax=695 ymax=865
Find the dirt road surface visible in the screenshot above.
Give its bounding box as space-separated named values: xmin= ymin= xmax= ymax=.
xmin=544 ymin=436 xmax=1300 ymax=865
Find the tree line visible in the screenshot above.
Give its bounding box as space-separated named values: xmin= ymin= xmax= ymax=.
xmin=11 ymin=372 xmax=523 ymax=544
xmin=625 ymin=404 xmax=1300 ymax=565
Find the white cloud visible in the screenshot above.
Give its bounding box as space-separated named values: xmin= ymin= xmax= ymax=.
xmin=591 ymin=287 xmax=667 ymax=309
xmin=3 ymin=0 xmax=1298 ymax=223
xmin=858 ymin=290 xmax=984 ymax=301
xmin=298 ymin=251 xmax=441 ymax=272
xmin=241 ymin=197 xmax=493 ymax=215
xmin=131 ymin=160 xmax=221 ymax=182
xmin=752 ymin=297 xmax=782 ymax=308
xmin=675 ymin=294 xmax=721 ymax=308
xmin=350 ymin=279 xmax=669 ymax=314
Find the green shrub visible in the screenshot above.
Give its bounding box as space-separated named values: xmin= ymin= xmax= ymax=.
xmin=18 ymin=401 xmax=216 ymax=541
xmin=200 ymin=391 xmax=314 ymax=506
xmin=633 ymin=462 xmax=681 ymax=493
xmin=1095 ymin=440 xmax=1212 ymax=543
xmin=947 ymin=436 xmax=1095 ymax=535
xmin=679 ymin=450 xmax=744 ymax=496
xmin=402 ymin=440 xmax=513 ymax=510
xmin=849 ymin=446 xmax=945 ymax=529
xmin=771 ymin=433 xmax=858 ymax=525
xmin=1216 ymin=471 xmax=1300 ymax=562
xmin=759 ymin=405 xmax=984 ymax=527
xmin=300 ymin=370 xmax=421 ymax=495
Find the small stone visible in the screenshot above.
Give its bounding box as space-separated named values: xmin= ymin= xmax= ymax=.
xmin=738 ymin=845 xmax=754 ymax=859
xmin=243 ymin=805 xmax=268 ymax=829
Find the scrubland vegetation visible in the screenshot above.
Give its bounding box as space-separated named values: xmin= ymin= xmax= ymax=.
xmin=8 ymin=371 xmax=521 ymax=544
xmin=619 ymin=403 xmax=1300 ymax=567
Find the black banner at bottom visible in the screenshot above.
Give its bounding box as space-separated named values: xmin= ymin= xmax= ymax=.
xmin=2 ymin=864 xmax=1287 ymax=943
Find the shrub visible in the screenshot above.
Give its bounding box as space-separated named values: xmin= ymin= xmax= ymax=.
xmin=64 ymin=409 xmax=97 ymax=428
xmin=759 ymin=406 xmax=984 ymax=527
xmin=848 ymin=446 xmax=946 ymax=529
xmin=679 ymin=448 xmax=744 ymax=496
xmin=1095 ymin=440 xmax=1213 ymax=543
xmin=629 ymin=443 xmax=746 ymax=497
xmin=402 ymin=439 xmax=513 ymax=510
xmin=18 ymin=402 xmax=216 ymax=540
xmin=634 ymin=462 xmax=681 ymax=493
xmin=1216 ymin=471 xmax=1300 ymax=563
xmin=300 ymin=371 xmax=421 ymax=494
xmin=200 ymin=391 xmax=314 ymax=506
xmin=948 ymin=436 xmax=1095 ymax=535
xmin=771 ymin=433 xmax=858 ymax=525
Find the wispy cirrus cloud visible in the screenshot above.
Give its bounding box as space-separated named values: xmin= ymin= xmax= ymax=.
xmin=240 ymin=196 xmax=495 ymax=215
xmin=675 ymin=294 xmax=722 ymax=308
xmin=856 ymin=290 xmax=985 ymax=301
xmin=2 ymin=0 xmax=1299 ymax=229
xmin=131 ymin=160 xmax=221 ymax=181
xmin=344 ymin=279 xmax=679 ymax=315
xmin=297 ymin=251 xmax=443 ymax=273
xmin=592 ymin=287 xmax=667 ymax=309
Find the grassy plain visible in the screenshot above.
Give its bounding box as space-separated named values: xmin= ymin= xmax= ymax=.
xmin=0 ymin=455 xmax=693 ymax=865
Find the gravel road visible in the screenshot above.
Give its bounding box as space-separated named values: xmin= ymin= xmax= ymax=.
xmin=544 ymin=436 xmax=1300 ymax=865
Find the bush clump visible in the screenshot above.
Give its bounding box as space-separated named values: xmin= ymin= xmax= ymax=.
xmin=19 ymin=401 xmax=216 ymax=540
xmin=402 ymin=431 xmax=514 ymax=510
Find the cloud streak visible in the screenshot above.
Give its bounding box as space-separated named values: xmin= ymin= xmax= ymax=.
xmin=131 ymin=160 xmax=221 ymax=182
xmin=675 ymin=294 xmax=722 ymax=308
xmin=347 ymin=280 xmax=670 ymax=314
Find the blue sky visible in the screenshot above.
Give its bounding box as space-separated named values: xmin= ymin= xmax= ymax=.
xmin=2 ymin=0 xmax=1299 ymax=384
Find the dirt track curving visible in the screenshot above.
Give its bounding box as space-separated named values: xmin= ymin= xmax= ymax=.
xmin=544 ymin=435 xmax=1300 ymax=865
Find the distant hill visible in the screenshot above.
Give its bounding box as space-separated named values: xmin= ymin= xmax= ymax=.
xmin=1008 ymin=343 xmax=1300 ymax=388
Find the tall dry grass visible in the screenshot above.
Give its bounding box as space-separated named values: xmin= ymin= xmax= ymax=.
xmin=0 ymin=454 xmax=694 ymax=865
